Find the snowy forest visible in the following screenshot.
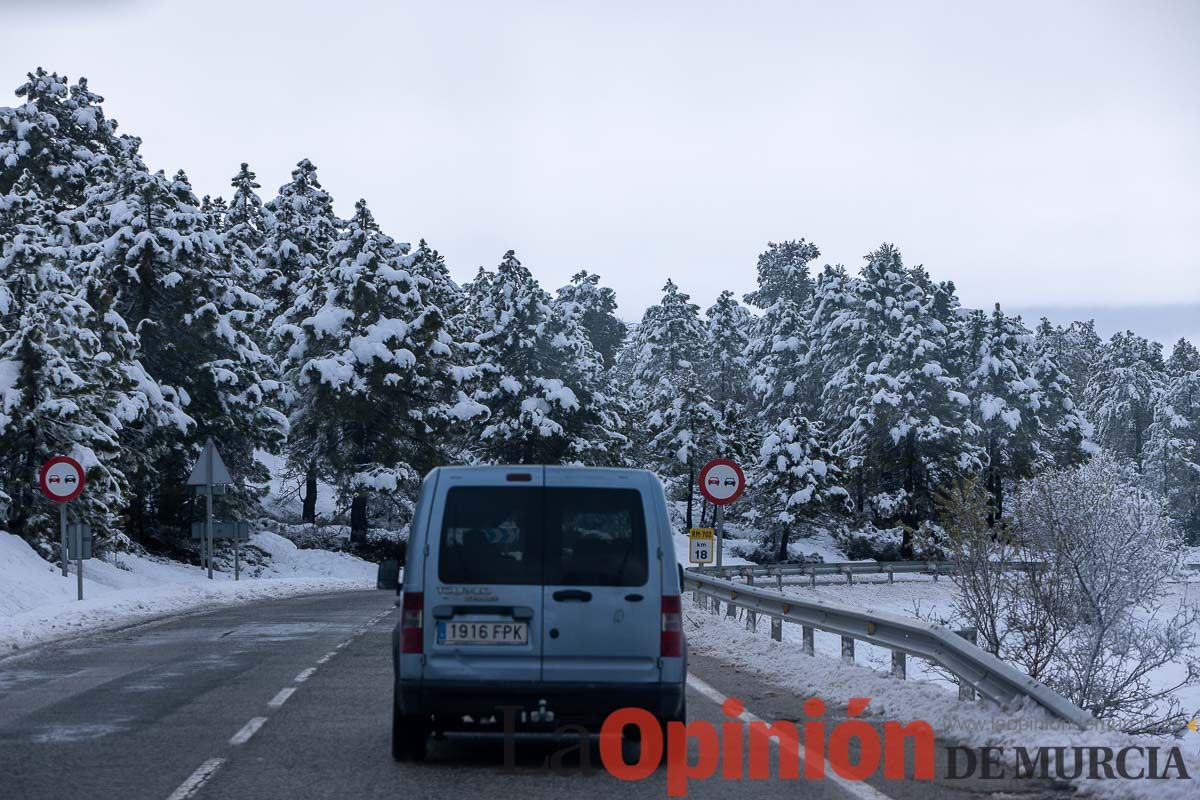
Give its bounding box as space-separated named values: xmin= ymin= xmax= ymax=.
xmin=2 ymin=69 xmax=1199 ymax=565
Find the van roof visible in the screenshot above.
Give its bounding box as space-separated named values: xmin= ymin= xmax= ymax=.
xmin=428 ymin=465 xmax=659 ymax=481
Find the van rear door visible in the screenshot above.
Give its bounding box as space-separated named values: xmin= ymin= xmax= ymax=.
xmin=423 ymin=467 xmax=544 ymax=683
xmin=541 ymin=468 xmax=661 ymax=684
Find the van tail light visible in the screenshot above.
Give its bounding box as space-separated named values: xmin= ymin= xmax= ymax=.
xmin=401 ymin=591 xmax=424 ymax=654
xmin=661 ymin=595 xmax=682 ymax=657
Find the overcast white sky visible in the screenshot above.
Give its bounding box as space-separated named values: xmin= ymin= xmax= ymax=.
xmin=4 ymin=0 xmax=1199 ymax=325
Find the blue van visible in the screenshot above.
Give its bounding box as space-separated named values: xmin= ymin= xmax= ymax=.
xmin=391 ymin=465 xmax=687 ymax=760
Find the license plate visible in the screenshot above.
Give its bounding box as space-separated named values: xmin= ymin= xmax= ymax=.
xmin=437 ymin=621 xmax=528 ymax=645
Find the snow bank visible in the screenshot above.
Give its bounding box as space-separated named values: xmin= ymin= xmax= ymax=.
xmin=0 ymin=530 xmax=376 ymax=655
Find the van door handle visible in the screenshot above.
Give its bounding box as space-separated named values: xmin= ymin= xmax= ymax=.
xmin=624 ymin=593 xmax=644 ymax=602
xmin=552 ymin=590 xmax=592 ymax=602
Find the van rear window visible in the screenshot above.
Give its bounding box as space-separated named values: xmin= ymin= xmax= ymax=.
xmin=545 ymin=488 xmax=647 ymax=587
xmin=439 ymin=487 xmax=542 ymax=585
xmin=437 ymin=486 xmax=648 ymax=587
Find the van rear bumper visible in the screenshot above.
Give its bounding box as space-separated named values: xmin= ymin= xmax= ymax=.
xmin=397 ymin=679 xmax=685 ymax=725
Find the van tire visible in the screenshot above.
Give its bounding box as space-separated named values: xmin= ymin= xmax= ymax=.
xmin=392 ymin=701 xmax=429 ymax=762
xmin=656 ymin=698 xmax=686 ymax=765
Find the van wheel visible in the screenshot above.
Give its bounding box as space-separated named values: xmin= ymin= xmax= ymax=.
xmin=656 ymin=698 xmax=686 ymax=765
xmin=392 ymin=701 xmax=429 ymax=762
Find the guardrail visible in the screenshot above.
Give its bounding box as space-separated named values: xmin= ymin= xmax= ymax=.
xmin=681 ymin=569 xmax=1094 ymax=730
xmin=694 ymin=559 xmax=1044 ymax=587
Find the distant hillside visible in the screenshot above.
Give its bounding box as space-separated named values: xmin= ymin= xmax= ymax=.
xmin=1008 ymin=304 xmax=1199 ymax=347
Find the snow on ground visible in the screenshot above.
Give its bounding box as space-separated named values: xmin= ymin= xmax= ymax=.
xmin=682 ymin=593 xmax=1200 ymax=799
xmin=0 ymin=530 xmax=376 ymax=655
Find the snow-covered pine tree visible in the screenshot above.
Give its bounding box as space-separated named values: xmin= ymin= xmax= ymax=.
xmin=273 ymin=200 xmax=469 ymax=540
xmin=701 ymin=290 xmax=754 ymax=468
xmin=554 ymin=271 xmax=626 ymax=367
xmin=834 ymin=245 xmax=982 ymax=545
xmin=0 ymin=172 xmax=128 ymax=545
xmin=754 ymin=406 xmax=848 ymax=561
xmin=256 ymin=159 xmax=341 ymax=339
xmin=1084 ymin=331 xmax=1167 ymax=470
xmin=805 ymin=262 xmax=858 ymax=431
xmin=463 ymin=251 xmax=623 ymax=467
xmin=1166 ymin=338 xmax=1200 ymax=378
xmin=627 ymin=279 xmax=717 ymax=527
xmin=744 ymin=239 xmax=820 ymax=421
xmin=0 ymin=70 xmax=131 ymax=209
xmin=959 ymin=304 xmax=1089 ymax=521
xmin=1035 ymin=318 xmax=1104 ymax=401
xmin=82 ymin=167 xmax=285 ymax=539
xmin=1145 ymin=369 xmax=1200 ymax=542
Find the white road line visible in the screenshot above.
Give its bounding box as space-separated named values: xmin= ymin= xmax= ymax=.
xmin=316 ymin=651 xmax=335 ymax=664
xmin=294 ymin=667 xmax=316 ymax=683
xmin=267 ymin=687 xmax=296 ymax=708
xmin=165 ymin=758 xmax=225 ymax=800
xmin=229 ymin=716 xmax=267 ymax=745
xmin=685 ymin=673 xmax=893 ymax=800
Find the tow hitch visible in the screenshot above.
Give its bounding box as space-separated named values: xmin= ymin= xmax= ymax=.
xmin=522 ymin=699 xmax=555 ymax=724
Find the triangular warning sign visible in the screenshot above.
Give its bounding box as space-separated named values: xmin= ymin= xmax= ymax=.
xmin=186 ymin=438 xmax=234 ymax=485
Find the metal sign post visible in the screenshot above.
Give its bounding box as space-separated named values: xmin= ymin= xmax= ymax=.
xmin=697 ymin=458 xmax=746 ymax=573
xmin=716 ymin=505 xmax=725 ymax=569
xmin=186 ymin=439 xmax=234 ymax=581
xmin=38 ymin=455 xmax=87 ymax=599
xmin=59 ymin=504 xmax=68 ymax=578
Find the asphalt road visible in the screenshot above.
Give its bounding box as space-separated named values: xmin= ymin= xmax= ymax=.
xmin=0 ymin=591 xmax=1069 ymax=800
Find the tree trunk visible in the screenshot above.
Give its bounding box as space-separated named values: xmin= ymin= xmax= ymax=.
xmin=301 ymin=462 xmax=317 ymax=523
xmin=350 ymin=494 xmax=368 ymax=544
xmin=685 ymin=463 xmax=694 ymax=530
xmin=777 ymin=525 xmax=790 ymax=563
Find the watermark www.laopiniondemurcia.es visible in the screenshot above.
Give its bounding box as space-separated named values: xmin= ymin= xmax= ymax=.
xmin=494 ymin=697 xmax=1195 ymax=797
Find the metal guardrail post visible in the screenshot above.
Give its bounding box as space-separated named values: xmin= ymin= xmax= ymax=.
xmin=802 ymin=626 xmax=815 ymax=656
xmin=891 ymin=650 xmax=906 ymax=679
xmin=745 ymin=571 xmax=757 ymax=631
xmin=771 ymin=615 xmax=782 ymax=641
xmin=809 ymin=566 xmax=816 ymax=588
xmin=725 ymin=593 xmax=737 ymax=618
xmin=841 ymin=636 xmax=855 ymax=664
xmin=956 ymin=627 xmax=978 ymax=701
xmin=845 ymin=565 xmax=853 ymax=586
xmin=887 ymin=566 xmax=894 ymax=583
xmin=931 ymin=562 xmax=939 ymax=582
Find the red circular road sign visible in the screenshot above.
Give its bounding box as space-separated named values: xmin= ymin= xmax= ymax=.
xmin=38 ymin=455 xmax=86 ymax=503
xmin=698 ymin=458 xmax=745 ymax=506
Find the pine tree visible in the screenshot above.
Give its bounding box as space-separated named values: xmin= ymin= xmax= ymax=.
xmin=754 ymin=407 xmax=847 ymax=561
xmin=0 ymin=173 xmax=128 ymax=544
xmin=805 ymin=263 xmax=858 ymax=430
xmin=274 ymin=200 xmax=473 ymax=539
xmin=464 ymin=251 xmax=623 ymax=466
xmin=627 ymin=279 xmax=715 ymax=527
xmin=1035 ymin=318 xmax=1104 ymax=400
xmin=702 ymin=290 xmax=755 ymax=469
xmin=1167 ymin=338 xmax=1200 ymax=378
xmin=256 ymin=159 xmax=341 ymax=336
xmin=0 ymin=70 xmax=132 ymax=209
xmin=82 ymin=167 xmax=285 ymax=540
xmin=1146 ymin=372 xmax=1200 ymax=542
xmin=960 ymin=304 xmax=1089 ymax=521
xmin=833 ymin=245 xmax=982 ymax=545
xmin=1085 ymin=331 xmax=1166 ymax=470
xmin=554 ymin=271 xmax=626 ymax=367
xmin=745 ymin=239 xmax=820 ymax=421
